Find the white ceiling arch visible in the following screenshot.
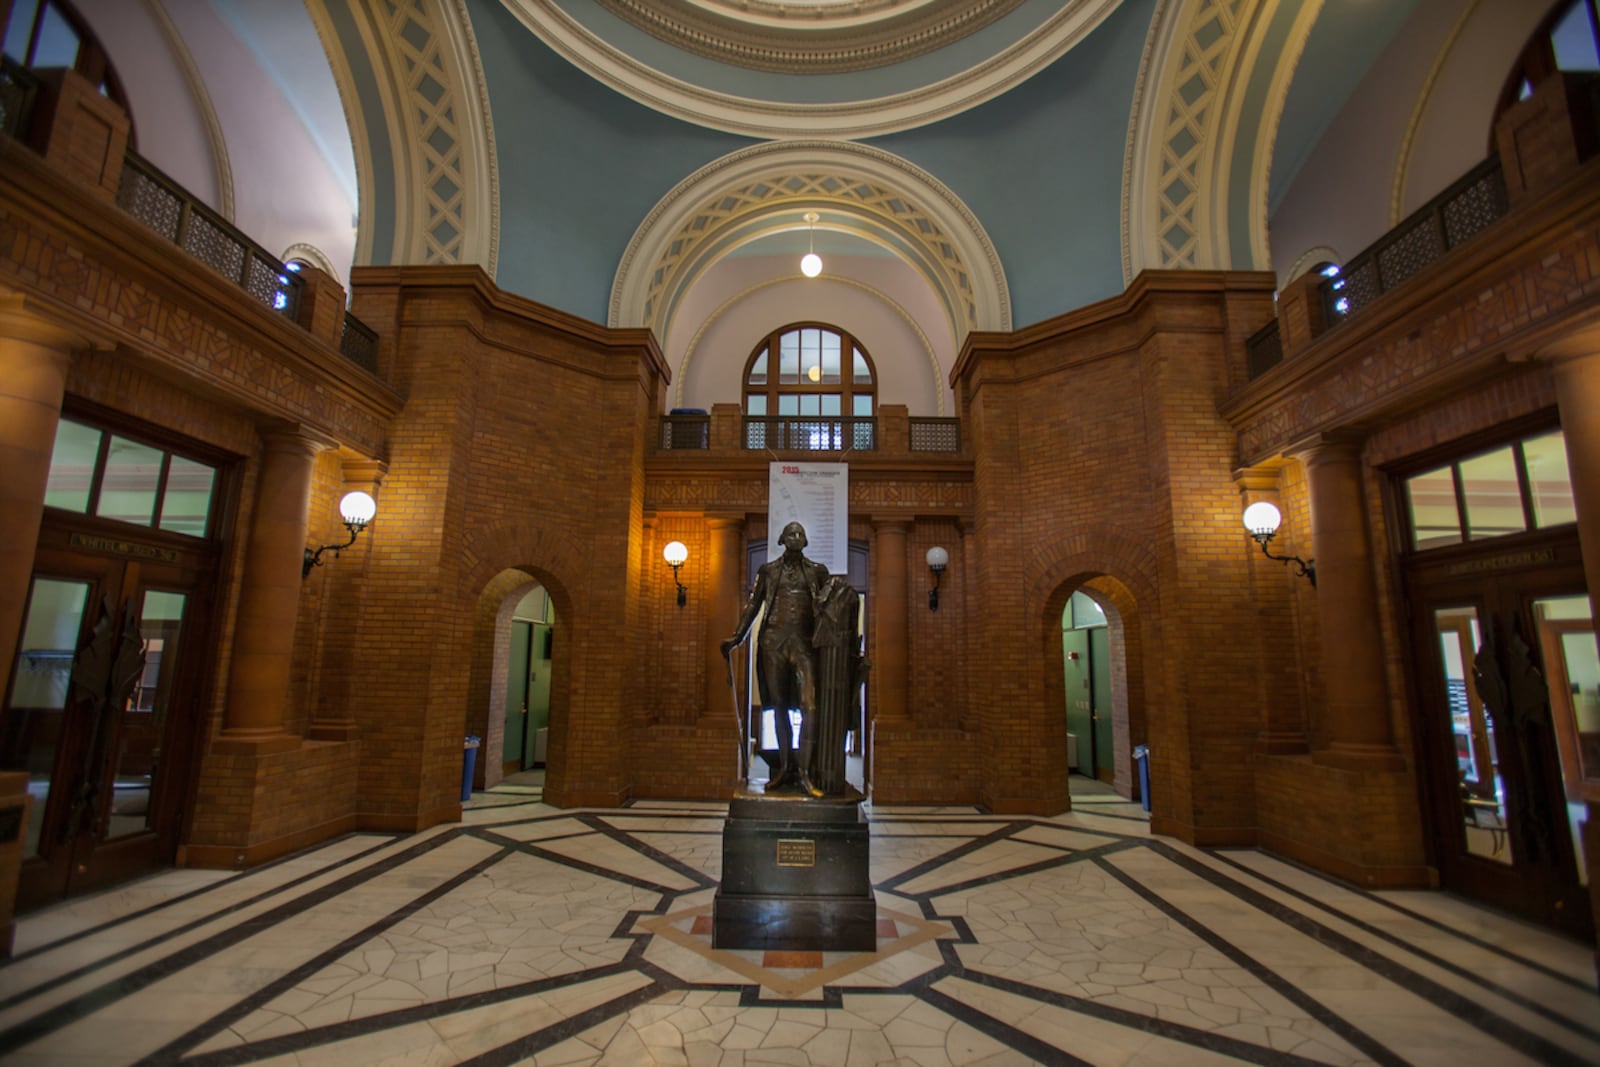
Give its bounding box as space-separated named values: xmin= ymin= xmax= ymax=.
xmin=499 ymin=0 xmax=1125 ymax=139
xmin=609 ymin=139 xmax=1011 ymax=350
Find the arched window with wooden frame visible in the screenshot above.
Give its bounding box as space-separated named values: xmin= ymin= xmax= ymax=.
xmin=1492 ymin=0 xmax=1600 ymax=143
xmin=2 ymin=0 xmax=134 ymax=140
xmin=742 ymin=323 xmax=879 ymax=451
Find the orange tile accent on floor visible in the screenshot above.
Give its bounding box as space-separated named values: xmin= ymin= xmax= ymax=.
xmin=762 ymin=950 xmax=823 ymax=969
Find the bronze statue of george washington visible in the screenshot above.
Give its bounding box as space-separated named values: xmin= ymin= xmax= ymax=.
xmin=720 ymin=521 xmax=844 ymax=797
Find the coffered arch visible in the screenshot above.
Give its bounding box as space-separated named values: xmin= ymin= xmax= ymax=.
xmin=609 ymin=139 xmax=1011 ymax=349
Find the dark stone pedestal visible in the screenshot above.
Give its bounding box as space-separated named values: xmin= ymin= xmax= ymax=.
xmin=713 ymin=783 xmax=875 ymax=952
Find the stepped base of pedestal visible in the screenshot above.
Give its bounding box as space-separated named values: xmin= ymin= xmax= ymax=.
xmin=712 ymin=784 xmax=875 ymax=952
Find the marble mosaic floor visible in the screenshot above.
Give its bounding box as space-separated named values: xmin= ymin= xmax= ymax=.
xmin=0 ymin=777 xmax=1595 ymax=1066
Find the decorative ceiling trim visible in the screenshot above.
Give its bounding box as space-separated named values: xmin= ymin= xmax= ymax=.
xmin=1236 ymin=0 xmax=1322 ymax=274
xmin=317 ymin=0 xmax=495 ymax=271
xmin=1390 ymin=0 xmax=1480 ymax=228
xmin=304 ymin=0 xmax=379 ymax=267
xmin=282 ymin=242 xmax=342 ymax=284
xmin=441 ymin=0 xmax=500 ymax=279
xmin=674 ymin=274 xmax=946 ymax=415
xmin=499 ymin=0 xmax=1124 ymax=138
xmin=609 ymin=140 xmax=1010 ymax=343
xmin=1284 ymin=244 xmax=1340 ymax=283
xmin=1123 ymin=0 xmax=1307 ymax=281
xmin=591 ymin=0 xmax=1027 ymax=73
xmin=146 ymin=0 xmax=233 ymax=222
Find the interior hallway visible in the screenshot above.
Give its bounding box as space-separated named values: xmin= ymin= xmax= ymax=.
xmin=0 ymin=777 xmax=1594 ymax=1066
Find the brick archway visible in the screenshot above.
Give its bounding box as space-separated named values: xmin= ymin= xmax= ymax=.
xmin=1022 ymin=528 xmax=1161 ymax=805
xmin=458 ymin=522 xmax=588 ymax=799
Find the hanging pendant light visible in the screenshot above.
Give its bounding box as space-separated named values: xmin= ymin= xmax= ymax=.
xmin=800 ymin=211 xmax=822 ymax=277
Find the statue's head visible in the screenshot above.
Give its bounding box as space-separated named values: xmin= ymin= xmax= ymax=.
xmin=780 ymin=521 xmax=808 ymax=551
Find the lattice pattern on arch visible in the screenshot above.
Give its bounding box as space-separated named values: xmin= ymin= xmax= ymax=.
xmin=1155 ymin=0 xmax=1245 ymax=269
xmin=379 ymin=0 xmax=467 ymax=265
xmin=642 ymin=171 xmax=979 ymax=330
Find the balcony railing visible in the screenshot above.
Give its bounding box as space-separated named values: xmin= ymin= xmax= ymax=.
xmin=1320 ymin=155 xmax=1508 ymax=328
xmin=660 ymin=411 xmax=710 ymax=450
xmin=909 ymin=417 xmax=961 ymax=453
xmin=340 ymin=311 xmax=378 ymax=373
xmin=744 ymin=416 xmax=876 ymax=452
xmin=1245 ymin=318 xmax=1284 ymax=379
xmin=0 ymin=57 xmax=40 ymax=142
xmin=117 ymin=152 xmax=303 ymax=321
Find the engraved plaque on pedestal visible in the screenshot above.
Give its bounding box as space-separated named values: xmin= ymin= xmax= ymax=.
xmin=712 ymin=784 xmax=875 ymax=952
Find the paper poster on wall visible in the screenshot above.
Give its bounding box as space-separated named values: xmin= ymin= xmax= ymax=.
xmin=768 ymin=462 xmax=849 ymax=575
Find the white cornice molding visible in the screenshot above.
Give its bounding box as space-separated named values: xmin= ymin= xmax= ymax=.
xmin=440 ymin=0 xmax=500 ymax=277
xmin=1126 ymin=0 xmax=1304 ymax=280
xmin=610 ymin=140 xmax=1010 ymax=343
xmin=146 ymin=0 xmax=234 ymax=222
xmin=498 ymin=0 xmax=1124 ymax=138
xmin=305 ymin=0 xmax=378 ymax=267
xmin=674 ymin=274 xmax=946 ymax=415
xmin=592 ymin=0 xmax=1025 ymax=74
xmin=1122 ymin=0 xmax=1181 ymax=285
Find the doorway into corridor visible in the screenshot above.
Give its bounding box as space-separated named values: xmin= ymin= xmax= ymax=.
xmin=1061 ymin=591 xmax=1115 ymax=782
xmin=502 ymin=586 xmax=554 ymax=774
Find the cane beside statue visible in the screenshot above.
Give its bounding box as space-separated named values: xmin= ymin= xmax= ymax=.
xmin=720 ymin=521 xmax=865 ymax=798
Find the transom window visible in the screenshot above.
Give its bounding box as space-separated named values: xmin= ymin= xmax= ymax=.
xmin=743 ymin=324 xmax=876 ymax=420
xmin=1403 ymin=428 xmax=1575 ymax=551
xmin=44 ymin=417 xmax=218 ymax=538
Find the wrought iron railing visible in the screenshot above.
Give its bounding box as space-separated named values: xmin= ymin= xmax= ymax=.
xmin=0 ymin=57 xmax=40 ymax=142
xmin=659 ymin=412 xmax=710 ymax=450
xmin=1245 ymin=318 xmax=1284 ymax=379
xmin=909 ymin=417 xmax=961 ymax=453
xmin=340 ymin=311 xmax=378 ymax=372
xmin=1320 ymin=155 xmax=1508 ymax=328
xmin=743 ymin=416 xmax=876 ymax=452
xmin=117 ymin=151 xmax=303 ymax=321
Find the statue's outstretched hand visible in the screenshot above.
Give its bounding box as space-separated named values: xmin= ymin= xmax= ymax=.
xmin=720 ymin=637 xmax=738 ymax=658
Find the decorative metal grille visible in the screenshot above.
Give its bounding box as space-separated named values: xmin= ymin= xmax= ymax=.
xmin=1377 ymin=216 xmax=1443 ymax=292
xmin=1245 ymin=319 xmax=1283 ymax=380
xmin=244 ymin=255 xmax=283 ymax=309
xmin=340 ymin=312 xmax=379 ymax=372
xmin=742 ymin=416 xmax=876 ymax=452
xmin=182 ymin=210 xmax=246 ymax=282
xmin=1319 ymin=155 xmax=1508 ymax=334
xmin=1442 ymin=167 xmax=1507 ymax=248
xmin=117 ymin=167 xmax=183 ymax=242
xmin=909 ymin=417 xmax=961 ymax=452
xmin=659 ymin=414 xmax=709 ymax=450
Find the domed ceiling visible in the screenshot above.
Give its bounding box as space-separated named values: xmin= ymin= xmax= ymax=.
xmin=497 ymin=0 xmax=1127 ymax=137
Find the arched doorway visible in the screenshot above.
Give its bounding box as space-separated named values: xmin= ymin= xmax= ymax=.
xmin=465 ymin=570 xmax=561 ymax=794
xmin=1050 ymin=575 xmax=1145 ymax=804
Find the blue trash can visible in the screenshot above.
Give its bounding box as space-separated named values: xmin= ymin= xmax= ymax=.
xmin=461 ymin=735 xmax=481 ymax=802
xmin=1132 ymin=745 xmax=1150 ymax=812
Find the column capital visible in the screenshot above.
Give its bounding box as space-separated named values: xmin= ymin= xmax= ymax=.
xmin=340 ymin=457 xmax=389 ymax=489
xmin=1286 ymin=431 xmax=1365 ymax=466
xmin=0 ymin=295 xmax=101 ymax=353
xmin=873 ymin=518 xmax=912 ymax=534
xmin=259 ymin=422 xmax=335 ymax=458
xmin=1232 ymin=463 xmax=1283 ymax=494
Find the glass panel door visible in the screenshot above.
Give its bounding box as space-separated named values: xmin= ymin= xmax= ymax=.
xmin=103 ymin=590 xmax=186 ymax=842
xmin=3 ymin=578 xmax=93 ymax=862
xmin=1431 ymin=605 xmax=1511 ymax=864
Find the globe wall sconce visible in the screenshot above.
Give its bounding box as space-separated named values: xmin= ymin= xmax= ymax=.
xmin=1243 ymin=501 xmax=1316 ymax=587
xmin=926 ymin=545 xmax=949 ymax=610
xmin=303 ymin=490 xmax=376 ymax=578
xmin=800 ymin=211 xmax=822 ymax=278
xmin=663 ymin=540 xmax=689 ymax=607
